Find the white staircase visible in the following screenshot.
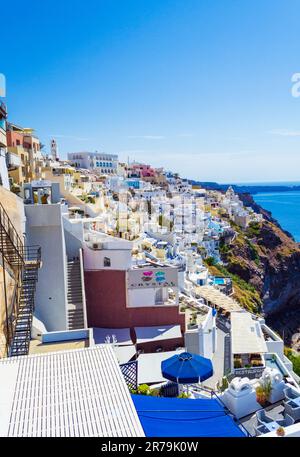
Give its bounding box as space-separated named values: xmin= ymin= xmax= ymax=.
xmin=67 ymin=259 xmax=85 ymax=330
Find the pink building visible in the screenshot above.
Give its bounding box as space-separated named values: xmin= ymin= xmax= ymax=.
xmin=131 ymin=163 xmax=156 ymax=178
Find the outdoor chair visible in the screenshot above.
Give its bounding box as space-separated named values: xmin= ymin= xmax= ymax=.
xmin=256 ymin=409 xmax=274 ymax=426
xmin=254 ymin=424 xmax=268 ymax=436
xmin=283 ymin=387 xmax=300 ymax=402
xmin=276 ymin=414 xmax=295 ymax=427
xmin=284 ymin=400 xmax=300 ymax=422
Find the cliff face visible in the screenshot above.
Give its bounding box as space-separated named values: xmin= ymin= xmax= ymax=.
xmin=223 ymin=221 xmax=300 ymax=313
xmin=218 ymin=201 xmax=300 ymax=348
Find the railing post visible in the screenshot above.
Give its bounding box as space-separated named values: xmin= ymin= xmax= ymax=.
xmin=0 ymin=209 xmax=10 ymax=356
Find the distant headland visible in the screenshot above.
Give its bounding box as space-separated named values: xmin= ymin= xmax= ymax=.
xmin=189 ymin=181 xmax=300 ymax=195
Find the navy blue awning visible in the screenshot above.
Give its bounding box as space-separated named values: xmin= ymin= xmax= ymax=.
xmin=161 ymin=352 xmax=213 ymax=384
xmin=132 ymin=395 xmax=246 ymax=437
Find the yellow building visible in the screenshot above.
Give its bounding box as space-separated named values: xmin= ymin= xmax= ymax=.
xmin=7 ymin=123 xmax=45 ymax=186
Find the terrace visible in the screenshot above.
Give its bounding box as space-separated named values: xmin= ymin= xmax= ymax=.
xmin=195 ymin=284 xmax=241 ymax=314
xmin=240 ymin=386 xmax=300 ymax=436
xmin=179 ymin=294 xmax=210 ymax=331
xmin=219 ymin=363 xmax=300 ymax=436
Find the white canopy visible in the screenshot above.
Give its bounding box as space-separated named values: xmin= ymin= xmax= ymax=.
xmin=134 ymin=324 xmax=182 ymax=344
xmin=138 ymin=350 xmax=181 ymax=384
xmin=196 ymin=285 xmax=241 ymax=312
xmin=113 ymin=345 xmax=136 ymax=364
xmin=231 ymin=312 xmax=268 ymax=354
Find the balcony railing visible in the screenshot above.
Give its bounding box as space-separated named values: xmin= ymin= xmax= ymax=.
xmin=0 ymin=201 xmax=24 ymax=259
xmin=6 ymin=152 xmax=21 ymax=170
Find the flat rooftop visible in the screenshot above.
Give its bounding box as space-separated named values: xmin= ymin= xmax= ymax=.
xmin=29 ymin=338 xmax=88 ymax=354
xmin=231 ymin=312 xmax=268 ymax=354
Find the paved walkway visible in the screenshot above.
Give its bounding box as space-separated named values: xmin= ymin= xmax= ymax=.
xmin=204 ymin=327 xmax=227 ymax=389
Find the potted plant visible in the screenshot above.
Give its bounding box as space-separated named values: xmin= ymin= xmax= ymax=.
xmin=276 ymin=426 xmax=285 ymax=437
xmin=255 ymin=384 xmax=267 ymax=406
xmin=177 ymin=392 xmax=190 ymax=399
xmin=217 ymin=376 xmax=229 ymax=392
xmin=256 ymin=380 xmax=272 ymax=406
xmin=234 ymin=357 xmax=242 ymax=369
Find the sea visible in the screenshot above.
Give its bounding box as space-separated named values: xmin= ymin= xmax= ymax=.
xmin=252 ymin=189 xmax=300 ymax=242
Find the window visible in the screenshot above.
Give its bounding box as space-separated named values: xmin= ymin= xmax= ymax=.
xmin=24 ymin=188 xmax=30 ymax=200
xmin=155 ymin=288 xmax=164 ymax=304
xmin=104 ymin=257 xmax=111 ymax=267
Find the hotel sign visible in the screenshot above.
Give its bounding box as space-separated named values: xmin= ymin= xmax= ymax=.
xmin=127 ymin=266 xmax=178 ymax=289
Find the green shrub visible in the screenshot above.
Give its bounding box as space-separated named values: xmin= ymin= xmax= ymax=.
xmin=150 ymin=389 xmax=160 ymax=397
xmin=285 ymin=347 xmax=300 ymax=377
xmin=130 ymin=384 xmax=161 ymax=396
xmin=137 ymin=384 xmax=151 ymax=395
xmin=217 ymin=376 xmax=229 ymax=392
xmin=205 ymin=257 xmax=216 ymax=266
xmin=246 ymin=222 xmax=261 ymax=238
xmin=177 ymin=392 xmax=190 ymax=399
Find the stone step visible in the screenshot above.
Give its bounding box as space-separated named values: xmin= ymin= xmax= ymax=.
xmin=68 ymin=310 xmax=84 ymax=316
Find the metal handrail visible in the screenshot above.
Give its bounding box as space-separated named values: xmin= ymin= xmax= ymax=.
xmin=189 ymin=383 xmax=252 ymax=437
xmin=210 ymin=390 xmax=252 ymax=437
xmin=0 ymin=202 xmax=41 ymax=357
xmin=0 ymin=201 xmax=42 ymax=267
xmin=23 ymin=245 xmax=41 ymax=262
xmin=0 ymin=201 xmax=24 ymax=256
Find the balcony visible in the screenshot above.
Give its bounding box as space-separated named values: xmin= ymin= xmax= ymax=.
xmin=6 ymin=152 xmax=21 ymax=170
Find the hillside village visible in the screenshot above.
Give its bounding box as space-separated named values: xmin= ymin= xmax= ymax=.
xmin=1 ymin=100 xmax=300 ymax=437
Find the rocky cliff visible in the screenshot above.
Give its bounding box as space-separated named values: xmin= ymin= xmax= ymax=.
xmin=217 ymin=197 xmax=300 ymax=350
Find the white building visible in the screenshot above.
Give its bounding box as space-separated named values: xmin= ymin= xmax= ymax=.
xmin=24 ymin=183 xmax=69 ymax=332
xmin=68 ymin=152 xmax=118 ymax=175
xmin=83 ymin=231 xmax=133 ymax=270
xmin=23 ymin=181 xmax=89 ymax=332
xmin=50 ymin=138 xmax=58 ymax=160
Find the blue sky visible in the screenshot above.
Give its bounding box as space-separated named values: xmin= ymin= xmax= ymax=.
xmin=2 ymin=0 xmax=300 ymax=183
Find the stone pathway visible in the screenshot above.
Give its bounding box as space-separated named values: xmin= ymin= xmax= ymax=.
xmin=204 ymin=327 xmax=227 ymax=389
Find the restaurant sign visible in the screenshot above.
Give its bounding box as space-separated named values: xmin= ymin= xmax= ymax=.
xmin=127 ymin=266 xmax=178 ymax=289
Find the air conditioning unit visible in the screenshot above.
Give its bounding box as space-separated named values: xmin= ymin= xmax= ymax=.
xmin=87 ymin=241 xmax=102 ymax=250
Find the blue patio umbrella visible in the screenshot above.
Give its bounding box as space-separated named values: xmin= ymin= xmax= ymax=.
xmin=161 ymin=352 xmax=213 ymax=384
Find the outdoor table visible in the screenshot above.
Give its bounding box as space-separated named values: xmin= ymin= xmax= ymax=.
xmin=264 ymin=421 xmax=280 ymax=432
